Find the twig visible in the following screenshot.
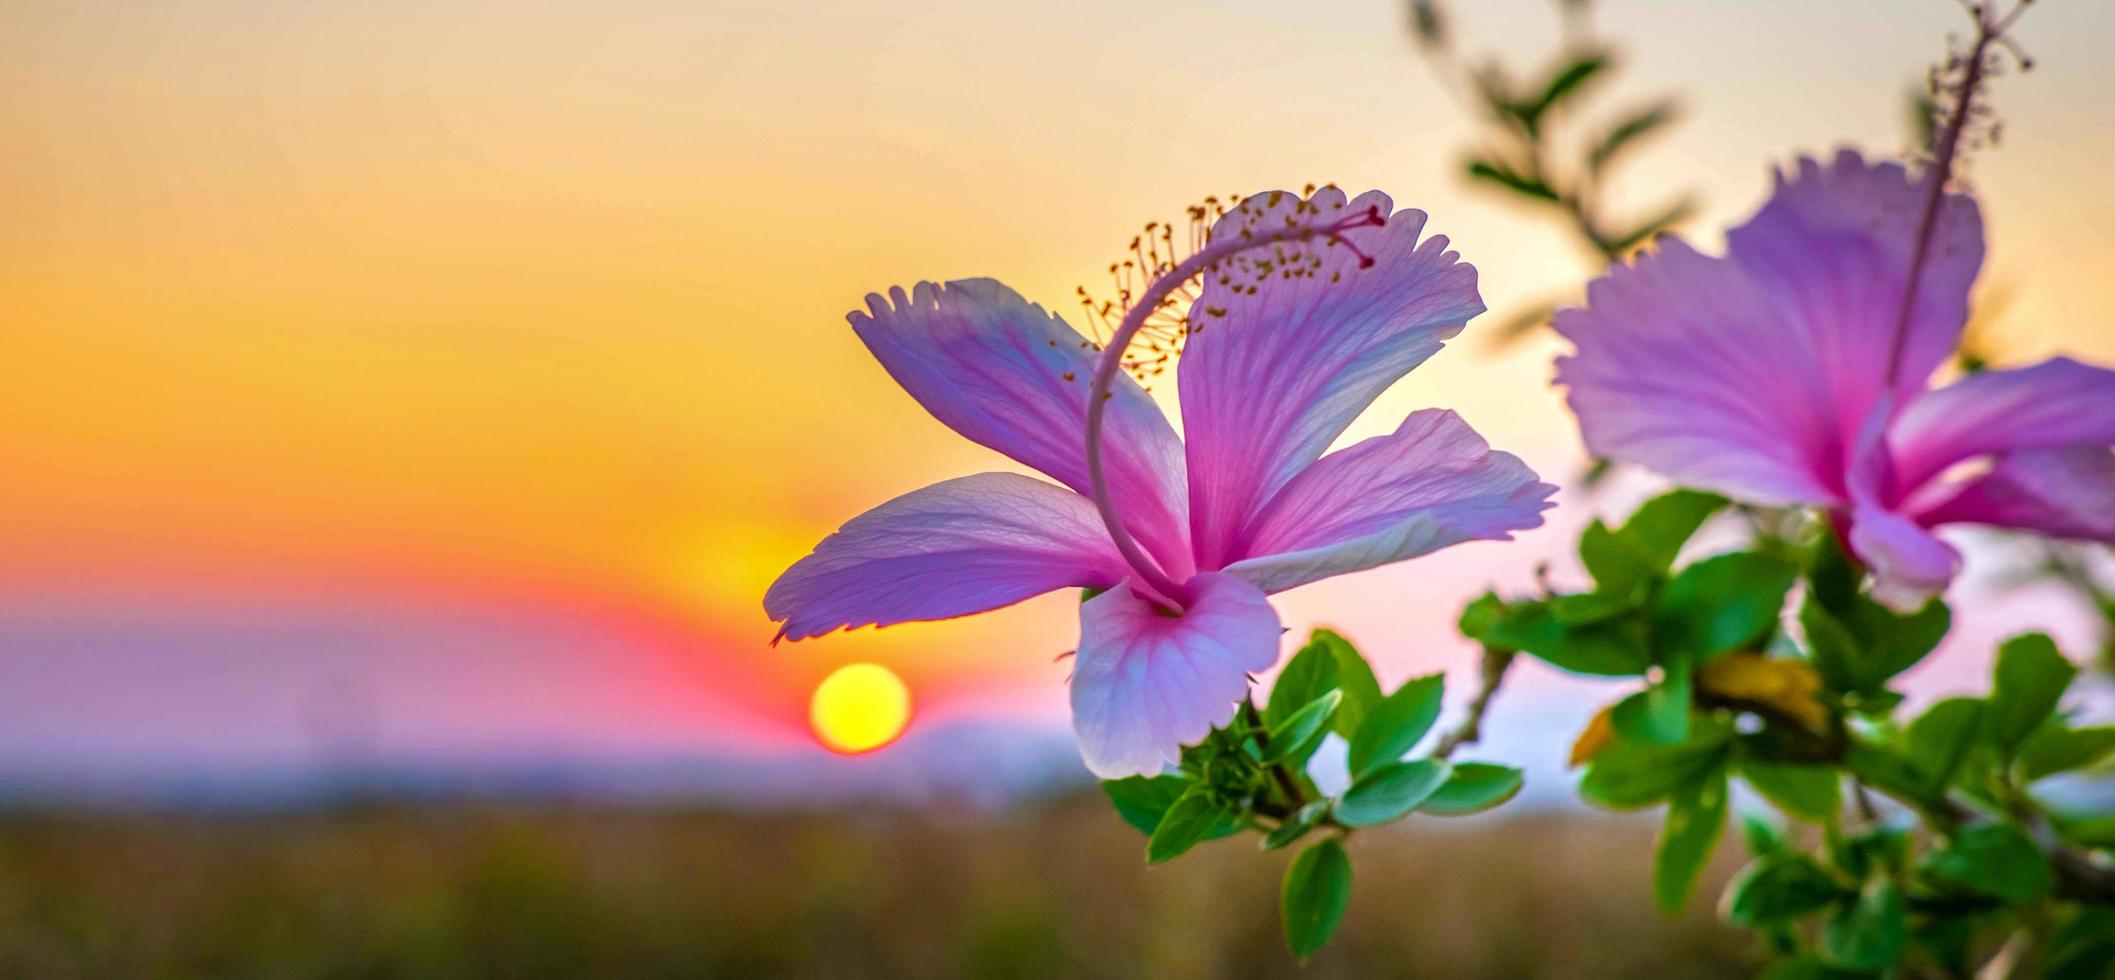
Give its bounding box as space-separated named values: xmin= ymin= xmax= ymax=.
xmin=1433 ymin=646 xmax=1516 ymax=760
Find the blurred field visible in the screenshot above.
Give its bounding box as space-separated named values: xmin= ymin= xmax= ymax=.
xmin=0 ymin=792 xmax=1759 ymax=979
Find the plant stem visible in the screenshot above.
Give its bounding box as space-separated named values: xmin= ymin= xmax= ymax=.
xmin=1433 ymin=646 xmax=1516 ymax=760
xmin=1243 ymin=699 xmax=1311 ymax=818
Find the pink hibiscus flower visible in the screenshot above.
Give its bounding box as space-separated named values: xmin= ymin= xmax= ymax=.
xmin=1557 ymin=150 xmax=2115 ymax=607
xmin=767 ymin=188 xmax=1554 ymax=777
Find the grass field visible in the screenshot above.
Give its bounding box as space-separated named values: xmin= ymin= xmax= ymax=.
xmin=0 ymin=792 xmax=1759 ymax=978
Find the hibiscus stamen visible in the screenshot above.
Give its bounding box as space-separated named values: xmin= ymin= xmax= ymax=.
xmin=1083 ymin=189 xmax=1387 ymax=612
xmin=1884 ymin=0 xmax=2030 ymax=388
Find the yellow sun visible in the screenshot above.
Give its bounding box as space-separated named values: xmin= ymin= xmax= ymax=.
xmin=810 ymin=663 xmax=912 ymax=754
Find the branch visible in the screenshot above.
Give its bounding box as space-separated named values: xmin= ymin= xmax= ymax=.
xmin=1433 ymin=646 xmax=1516 ymax=760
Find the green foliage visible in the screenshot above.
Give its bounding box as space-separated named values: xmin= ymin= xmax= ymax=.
xmin=1903 ymin=697 xmax=1985 ymax=792
xmin=1260 ymin=689 xmax=1341 ymax=765
xmin=1281 ymin=839 xmax=1352 ymax=961
xmin=1147 ymin=787 xmax=1235 ymax=865
xmin=1098 ymin=627 xmax=1528 ymax=961
xmin=1458 ymin=483 xmax=2115 ymax=976
xmin=1820 ymin=879 xmax=1905 ymax=971
xmin=2017 ymin=722 xmax=2115 ymax=782
xmin=1101 ymin=775 xmax=1190 ymax=835
xmin=1799 ymin=589 xmax=1949 ymax=703
xmin=1337 ymin=759 xmax=1451 ymax=827
xmin=1653 ymin=552 xmax=1796 ymax=661
xmin=1738 ymin=761 xmax=1840 ymax=823
xmin=1610 ymin=673 xmax=1690 ymax=745
xmin=1654 ymin=766 xmax=1728 ymax=913
xmin=1722 ymin=853 xmax=1848 ymax=927
xmin=1414 ymin=0 xmax=1695 ymax=275
xmin=1462 ymin=594 xmax=1650 ymax=675
xmin=1346 ymin=673 xmax=1443 ymax=777
xmin=1112 ymin=477 xmax=2115 ymax=971
xmin=1988 ymin=633 xmax=2077 ymax=755
xmin=1920 ymin=823 xmax=2053 ymax=903
xmin=1267 ymin=629 xmax=1382 ymax=740
xmin=1579 ymin=721 xmax=1731 ymax=810
xmin=1419 ymin=762 xmax=1525 ymax=816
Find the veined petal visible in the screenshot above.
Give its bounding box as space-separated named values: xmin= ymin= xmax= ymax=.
xmin=1727 ymin=150 xmax=1984 ymax=428
xmin=1848 ymin=503 xmax=1961 ymax=612
xmin=1556 ymin=237 xmax=1843 ymax=506
xmin=850 ymin=279 xmax=1192 ymax=576
xmin=1069 ymin=572 xmax=1280 ymax=778
xmin=1913 ymin=446 xmax=2115 ymax=543
xmin=766 ymin=473 xmax=1128 ymax=642
xmin=1221 ymin=409 xmax=1554 ymax=595
xmin=1178 ymin=188 xmax=1484 ymax=569
xmin=1888 ymin=358 xmax=2115 ymax=493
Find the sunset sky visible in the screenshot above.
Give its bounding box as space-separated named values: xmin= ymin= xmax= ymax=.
xmin=4 ymin=0 xmax=2112 ymax=795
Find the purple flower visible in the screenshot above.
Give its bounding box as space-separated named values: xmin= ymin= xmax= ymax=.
xmin=1558 ymin=150 xmax=2115 ymax=606
xmin=767 ymin=188 xmax=1554 ymax=776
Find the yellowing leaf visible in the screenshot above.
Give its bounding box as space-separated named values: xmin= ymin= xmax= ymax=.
xmin=1571 ymin=702 xmax=1619 ymax=767
xmin=1697 ymin=655 xmax=1828 ymax=733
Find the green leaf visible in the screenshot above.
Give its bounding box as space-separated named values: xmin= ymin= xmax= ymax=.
xmin=1862 ymin=598 xmax=1950 ymax=684
xmin=1347 ymin=674 xmax=1444 ymax=778
xmin=1579 ymin=519 xmax=1656 ymax=599
xmin=1548 ymin=589 xmax=1636 ymax=626
xmin=1988 ymin=633 xmax=2077 ymax=754
xmin=2017 ymin=723 xmax=2115 ymax=782
xmin=1465 ymin=159 xmax=1559 ymax=202
xmin=2056 ymin=815 xmax=2115 ymax=850
xmin=1261 ymin=689 xmax=1342 ymax=765
xmin=1262 ymin=801 xmax=1330 ymax=851
xmin=1740 ymin=813 xmax=1787 ymax=857
xmin=1654 ymin=765 xmax=1729 ymax=913
xmin=1281 ymin=839 xmax=1352 ymax=961
xmin=1621 ymin=489 xmax=1726 ymax=568
xmin=1336 ymin=759 xmax=1451 ymax=827
xmin=1802 ymin=593 xmax=1950 ymax=696
xmin=1606 ymin=198 xmax=1696 ymax=255
xmin=1739 ymin=761 xmax=1841 ymax=823
xmin=1589 ymin=100 xmax=1678 ymax=174
xmin=1722 ymin=853 xmax=1848 ymax=927
xmin=1314 ymin=629 xmax=1383 ymax=739
xmin=1820 ymin=879 xmax=1906 ymax=971
xmin=1266 ymin=638 xmax=1339 ymax=728
xmin=1101 ymin=774 xmax=1192 ymax=836
xmin=1529 ymin=54 xmax=1607 ymax=118
xmin=2050 ymin=907 xmax=2115 ymax=980
xmin=1654 ymin=552 xmax=1797 ymax=660
xmin=1921 ymin=823 xmax=2054 ymax=903
xmin=1800 ymin=597 xmax=1864 ymax=694
xmin=1419 ymin=762 xmax=1524 ymax=816
xmin=1842 ymin=741 xmax=1935 ymax=810
xmin=1612 ymin=664 xmax=1692 ymax=746
xmin=1579 ymin=723 xmax=1732 ymax=810
xmin=1146 ymin=787 xmax=1232 ymax=864
xmin=1903 ymin=697 xmax=1985 ymax=791
xmin=1473 ymin=600 xmax=1651 ymax=676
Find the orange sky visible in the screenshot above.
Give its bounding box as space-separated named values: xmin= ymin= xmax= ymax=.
xmin=3 ymin=0 xmax=2112 ymax=768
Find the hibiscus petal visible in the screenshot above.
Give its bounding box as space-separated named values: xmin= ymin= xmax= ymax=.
xmin=1069 ymin=572 xmax=1280 ymax=778
xmin=1178 ymin=188 xmax=1485 ymax=569
xmin=766 ymin=473 xmax=1129 ymax=642
xmin=1555 ymin=237 xmax=1844 ymax=505
xmin=1220 ymin=409 xmax=1555 ymax=594
xmin=1887 ymin=357 xmax=2115 ymax=493
xmin=850 ymin=279 xmax=1192 ymax=576
xmin=1726 ymin=150 xmax=1984 ymax=426
xmin=1913 ymin=446 xmax=2115 ymax=543
xmin=1847 ymin=503 xmax=1961 ymax=612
